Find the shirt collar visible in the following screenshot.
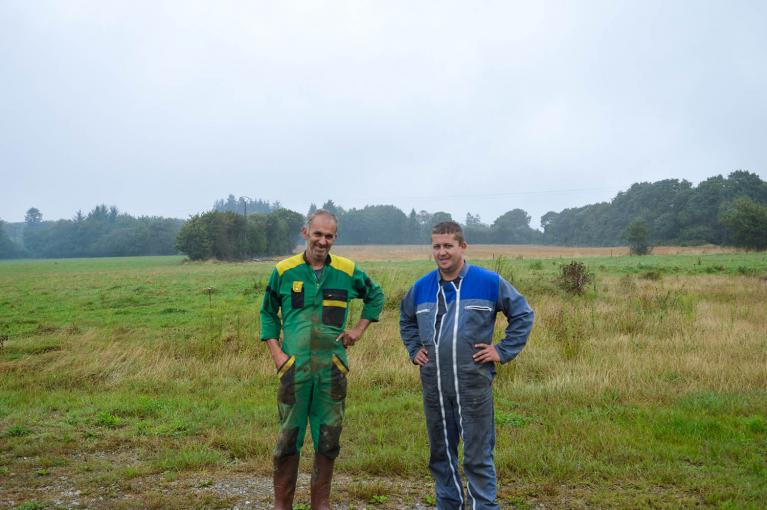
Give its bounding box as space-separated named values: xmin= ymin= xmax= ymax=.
xmin=303 ymin=251 xmax=332 ymax=267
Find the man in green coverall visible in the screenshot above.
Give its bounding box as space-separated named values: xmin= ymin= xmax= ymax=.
xmin=261 ymin=209 xmax=384 ymax=510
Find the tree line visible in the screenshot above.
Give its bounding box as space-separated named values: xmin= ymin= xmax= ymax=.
xmin=0 ymin=206 xmax=184 ymax=259
xmin=540 ymin=170 xmax=767 ymax=249
xmin=212 ymin=194 xmax=279 ymax=216
xmin=0 ymin=205 xmax=305 ymax=261
xmin=2 ymin=171 xmax=766 ymax=260
xmin=309 ymin=201 xmax=541 ymax=245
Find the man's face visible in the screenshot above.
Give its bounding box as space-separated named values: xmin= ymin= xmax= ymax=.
xmin=432 ymin=233 xmax=467 ymax=277
xmin=302 ymin=214 xmax=337 ymax=264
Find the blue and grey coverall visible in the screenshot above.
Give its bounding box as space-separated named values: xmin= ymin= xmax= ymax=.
xmin=400 ymin=262 xmax=534 ymax=510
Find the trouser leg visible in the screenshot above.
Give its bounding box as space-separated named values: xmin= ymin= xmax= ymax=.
xmin=273 ymin=361 xmax=311 ymax=509
xmin=423 ymin=386 xmax=464 ymax=510
xmin=308 ymin=358 xmax=347 ymax=509
xmin=461 ymin=382 xmax=499 ymax=510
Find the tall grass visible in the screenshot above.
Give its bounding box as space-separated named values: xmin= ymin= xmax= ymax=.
xmin=1 ymin=253 xmax=766 ymax=508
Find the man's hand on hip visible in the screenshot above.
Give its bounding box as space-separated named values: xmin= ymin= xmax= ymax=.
xmin=272 ymin=350 xmax=289 ymax=370
xmin=336 ymin=319 xmax=372 ymax=348
xmin=473 ymin=343 xmax=500 ymax=363
xmin=265 ymin=338 xmax=289 ymax=370
xmin=413 ymin=347 xmax=429 ymax=366
xmin=336 ymin=326 xmax=363 ymax=348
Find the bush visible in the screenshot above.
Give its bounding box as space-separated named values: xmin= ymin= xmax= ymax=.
xmin=557 ymin=261 xmax=593 ymax=295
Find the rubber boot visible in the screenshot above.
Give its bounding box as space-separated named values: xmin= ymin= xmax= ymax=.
xmin=273 ymin=454 xmax=300 ymax=510
xmin=310 ymin=453 xmax=334 ymax=510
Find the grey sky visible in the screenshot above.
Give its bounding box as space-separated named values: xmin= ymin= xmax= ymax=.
xmin=2 ymin=1 xmax=765 ymax=229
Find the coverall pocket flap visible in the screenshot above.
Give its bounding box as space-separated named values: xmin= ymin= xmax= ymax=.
xmin=330 ymin=354 xmax=348 ymax=401
xmin=323 ymin=288 xmax=348 ymax=301
xmin=277 ymin=355 xmax=296 ymax=378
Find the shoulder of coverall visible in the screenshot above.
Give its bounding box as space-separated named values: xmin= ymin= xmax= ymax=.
xmin=275 ymin=252 xmax=357 ymax=278
xmin=275 ymin=252 xmax=307 ymax=277
xmin=327 ymin=253 xmax=355 ymax=277
xmin=409 ymin=269 xmax=440 ymax=307
xmin=458 ymin=263 xmax=503 ymax=303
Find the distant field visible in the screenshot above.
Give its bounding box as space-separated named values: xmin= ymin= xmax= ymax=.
xmin=332 ymin=243 xmax=738 ymax=261
xmin=1 ymin=248 xmax=766 ymax=509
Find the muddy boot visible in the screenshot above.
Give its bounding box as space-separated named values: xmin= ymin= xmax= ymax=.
xmin=310 ymin=453 xmax=334 ymax=510
xmin=273 ymin=454 xmax=300 ymax=510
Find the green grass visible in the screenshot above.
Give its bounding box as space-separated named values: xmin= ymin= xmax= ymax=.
xmin=1 ymin=252 xmax=766 ymax=508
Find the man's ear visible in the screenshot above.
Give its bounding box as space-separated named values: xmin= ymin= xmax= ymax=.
xmin=301 ymin=227 xmax=309 ymax=240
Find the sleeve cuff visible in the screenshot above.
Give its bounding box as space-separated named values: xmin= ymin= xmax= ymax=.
xmin=260 ymin=330 xmax=281 ymax=341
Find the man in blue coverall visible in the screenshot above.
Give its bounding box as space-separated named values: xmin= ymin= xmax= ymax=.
xmin=400 ymin=221 xmax=534 ymax=510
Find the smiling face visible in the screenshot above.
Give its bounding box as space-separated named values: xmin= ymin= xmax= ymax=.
xmin=302 ymin=213 xmax=337 ymax=267
xmin=432 ymin=233 xmax=467 ymax=280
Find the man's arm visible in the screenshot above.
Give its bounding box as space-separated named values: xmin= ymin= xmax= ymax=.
xmin=399 ymin=286 xmax=427 ymax=364
xmin=336 ymin=318 xmax=371 ymax=348
xmin=353 ymin=266 xmax=384 ymax=324
xmin=260 ymin=268 xmax=286 ymax=369
xmin=494 ymin=278 xmax=534 ymax=364
xmin=337 ymin=266 xmax=385 ymax=348
xmin=264 ymin=338 xmax=289 ymax=369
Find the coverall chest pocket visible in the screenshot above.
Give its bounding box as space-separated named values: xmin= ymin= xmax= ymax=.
xmin=290 ymin=281 xmax=304 ymax=308
xmin=415 ymin=308 xmax=434 ymax=342
xmin=463 ymin=304 xmax=495 ymax=336
xmin=322 ymin=288 xmax=348 ymax=328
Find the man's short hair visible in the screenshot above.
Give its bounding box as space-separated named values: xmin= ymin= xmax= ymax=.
xmin=432 ymin=220 xmax=465 ymax=244
xmin=305 ymin=209 xmax=338 ymax=231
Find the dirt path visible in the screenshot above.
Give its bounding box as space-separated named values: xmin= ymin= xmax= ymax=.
xmin=2 ymin=469 xmax=442 ymax=509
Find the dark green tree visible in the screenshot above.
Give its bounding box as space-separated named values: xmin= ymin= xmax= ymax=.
xmin=623 ymin=218 xmax=652 ymax=255
xmin=406 ymin=209 xmax=419 ymax=243
xmin=214 ymin=195 xmax=275 ymax=215
xmin=321 ymin=200 xmax=343 ymax=217
xmin=22 ymin=207 xmax=47 ymax=257
xmin=175 ymin=211 xmax=251 ymax=260
xmin=265 ymin=208 xmax=304 ymax=255
xmin=491 ymin=209 xmax=540 ymax=244
xmin=176 ymin=213 xmax=215 ymax=260
xmin=25 ymin=207 xmax=42 ymax=224
xmin=431 ymin=211 xmax=453 ymax=226
xmin=463 ymin=214 xmax=492 ymax=243
xmin=465 ymin=212 xmax=482 ymax=225
xmin=720 ymin=197 xmax=767 ymax=250
xmin=247 ymin=214 xmax=269 ymax=255
xmin=0 ymin=219 xmax=20 ymax=259
xmin=340 ymin=205 xmax=408 ymax=244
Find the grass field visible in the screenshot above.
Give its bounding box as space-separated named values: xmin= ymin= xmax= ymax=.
xmin=1 ymin=246 xmax=766 ymax=509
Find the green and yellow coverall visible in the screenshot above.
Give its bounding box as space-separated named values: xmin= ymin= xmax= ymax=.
xmin=261 ymin=252 xmax=384 ymax=460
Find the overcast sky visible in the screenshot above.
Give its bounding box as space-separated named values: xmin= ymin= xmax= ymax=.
xmin=2 ymin=1 xmax=766 ymax=229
